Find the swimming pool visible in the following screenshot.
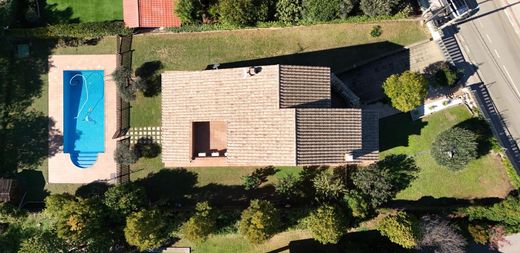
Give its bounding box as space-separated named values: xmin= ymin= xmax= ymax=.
xmin=63 ymin=70 xmax=105 ymax=168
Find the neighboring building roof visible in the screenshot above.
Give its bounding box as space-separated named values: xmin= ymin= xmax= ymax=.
xmin=161 ymin=65 xmax=379 ymax=167
xmin=123 ymin=0 xmax=181 ymax=28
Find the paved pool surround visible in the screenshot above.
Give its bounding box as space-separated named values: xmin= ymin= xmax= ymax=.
xmin=48 ymin=55 xmax=117 ymax=183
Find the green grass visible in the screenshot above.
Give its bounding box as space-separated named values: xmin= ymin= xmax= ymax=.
xmin=45 ymin=0 xmax=122 ymax=23
xmin=130 ymin=20 xmax=428 ymax=127
xmin=380 ymin=105 xmax=513 ymax=200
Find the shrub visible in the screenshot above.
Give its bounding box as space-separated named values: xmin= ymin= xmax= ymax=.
xmin=431 ymin=127 xmax=478 ymax=170
xmin=218 ymin=0 xmax=271 ymax=26
xmin=377 ymin=211 xmax=418 ymax=249
xmin=312 ymin=170 xmax=346 ymax=202
xmin=18 ymin=232 xmax=68 ymax=253
xmin=114 ymin=143 xmax=138 ymax=165
xmin=462 ymin=195 xmax=520 ymax=232
xmin=417 ymin=215 xmax=467 ymax=253
xmin=112 ymin=66 xmax=137 ymax=102
xmin=306 ymin=204 xmax=347 ymax=244
xmin=242 ymin=166 xmax=278 ymax=190
xmin=382 ymin=70 xmax=428 ymax=112
xmin=340 ymin=0 xmax=359 ymax=18
xmin=276 ymin=0 xmax=303 ymax=24
xmin=124 ymin=209 xmax=170 ymax=251
xmin=303 ymin=0 xmax=342 ymax=22
xmin=424 ymin=61 xmax=459 ymax=87
xmin=350 ymin=164 xmax=393 ymax=208
xmin=239 ymin=199 xmax=279 ymax=244
xmin=181 ymin=201 xmax=216 ymax=242
xmin=275 ymin=173 xmax=301 ymax=201
xmin=343 ymin=190 xmax=370 ymax=219
xmin=103 ymin=183 xmax=147 ymax=218
xmin=468 ymin=223 xmax=489 ymax=245
xmin=176 ymin=0 xmax=203 ymax=25
xmin=360 ymin=0 xmax=399 ymax=16
xmin=370 ymin=25 xmax=382 ymax=37
xmin=7 ymin=21 xmax=131 ymax=38
xmin=134 ymin=141 xmax=161 ymax=158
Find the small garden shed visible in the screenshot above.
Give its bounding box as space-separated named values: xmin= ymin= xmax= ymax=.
xmin=0 ymin=178 xmax=23 ymax=204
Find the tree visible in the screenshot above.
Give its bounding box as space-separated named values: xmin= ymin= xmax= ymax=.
xmin=103 ymin=183 xmax=147 ymax=218
xmin=180 ymin=201 xmax=216 ymax=242
xmin=312 ymin=170 xmax=346 ymax=202
xmin=218 ymin=0 xmax=271 ymax=26
xmin=134 ymin=141 xmax=161 ymax=158
xmin=377 ymin=211 xmax=418 ymax=249
xmin=417 ymin=215 xmax=467 ymax=253
xmin=303 ymin=0 xmax=341 ymax=22
xmin=176 ymin=0 xmax=203 ymax=25
xmin=124 ymin=209 xmax=170 ymax=251
xmin=360 ymin=0 xmax=399 ymax=16
xmin=18 ymin=232 xmax=68 ymax=253
xmin=54 ymin=198 xmax=112 ymax=251
xmin=112 ymin=66 xmax=136 ymax=102
xmin=0 ymin=0 xmax=15 ymax=27
xmin=114 ymin=143 xmax=138 ymax=165
xmin=239 ymin=199 xmax=279 ymax=244
xmin=382 ymin=70 xmax=428 ymax=112
xmin=275 ymin=173 xmax=301 ymax=201
xmin=306 ymin=204 xmax=347 ymax=244
xmin=340 ymin=0 xmax=359 ymax=18
xmin=351 ymin=164 xmax=393 ymax=208
xmin=43 ymin=193 xmax=75 ymax=222
xmin=276 ymin=0 xmax=303 ymax=24
xmin=431 ymin=127 xmax=478 ymax=170
xmin=462 ymin=195 xmax=520 ymax=232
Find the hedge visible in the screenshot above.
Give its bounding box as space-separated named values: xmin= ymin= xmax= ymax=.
xmin=6 ymin=21 xmax=132 ymax=38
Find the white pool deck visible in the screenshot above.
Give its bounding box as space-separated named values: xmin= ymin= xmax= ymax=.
xmin=48 ymin=55 xmax=117 ymax=184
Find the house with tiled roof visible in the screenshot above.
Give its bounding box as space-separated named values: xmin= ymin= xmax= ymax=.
xmin=123 ymin=0 xmax=181 ymax=28
xmin=161 ymin=65 xmax=379 ymax=167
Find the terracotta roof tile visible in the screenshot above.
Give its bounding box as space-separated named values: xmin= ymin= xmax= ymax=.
xmin=123 ymin=0 xmax=181 ymax=28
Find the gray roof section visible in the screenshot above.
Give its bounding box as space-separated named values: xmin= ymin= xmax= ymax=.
xmin=296 ymin=109 xmax=379 ymax=165
xmin=279 ymin=65 xmax=331 ymax=108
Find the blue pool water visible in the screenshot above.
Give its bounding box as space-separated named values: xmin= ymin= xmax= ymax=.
xmin=63 ymin=70 xmax=105 ymax=168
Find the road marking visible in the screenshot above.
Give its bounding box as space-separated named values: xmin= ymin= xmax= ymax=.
xmin=486 ymin=34 xmax=493 ymax=43
xmin=503 ymin=65 xmax=520 ymax=98
xmin=494 ymin=49 xmax=501 ymax=58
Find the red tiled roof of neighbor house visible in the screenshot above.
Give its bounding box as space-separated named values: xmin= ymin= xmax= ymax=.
xmin=161 ymin=65 xmax=379 ymax=167
xmin=123 ymin=0 xmax=181 ymax=28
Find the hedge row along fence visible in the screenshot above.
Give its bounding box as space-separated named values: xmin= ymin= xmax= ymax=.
xmin=6 ymin=21 xmax=132 ymax=38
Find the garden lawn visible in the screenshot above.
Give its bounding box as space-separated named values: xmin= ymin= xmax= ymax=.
xmin=380 ymin=105 xmax=513 ymax=200
xmin=46 ymin=0 xmax=122 ymax=23
xmin=130 ymin=20 xmax=428 ymax=127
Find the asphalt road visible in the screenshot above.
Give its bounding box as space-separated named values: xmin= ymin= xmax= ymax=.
xmin=455 ymin=0 xmax=520 ymax=143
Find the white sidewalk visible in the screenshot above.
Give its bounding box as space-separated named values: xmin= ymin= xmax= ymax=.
xmin=500 ymin=233 xmax=520 ymax=253
xmin=502 ymin=0 xmax=520 ymax=36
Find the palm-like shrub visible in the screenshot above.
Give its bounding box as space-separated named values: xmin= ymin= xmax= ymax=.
xmin=312 ymin=170 xmax=346 ymax=202
xmin=180 ymin=201 xmax=216 ymax=242
xmin=112 ymin=66 xmax=136 ymax=102
xmin=305 ymin=204 xmax=347 ymax=244
xmin=377 ymin=211 xmax=418 ymax=249
xmin=431 ymin=127 xmax=477 ymax=170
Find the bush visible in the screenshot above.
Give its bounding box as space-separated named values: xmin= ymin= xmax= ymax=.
xmin=467 ymin=223 xmax=489 ymax=245
xmin=114 ymin=143 xmax=138 ymax=165
xmin=276 ymin=0 xmax=303 ymax=24
xmin=350 ymin=164 xmax=393 ymax=208
xmin=370 ymin=25 xmax=382 ymax=37
xmin=303 ymin=0 xmax=342 ymax=22
xmin=181 ymin=201 xmax=216 ymax=242
xmin=383 ymin=70 xmax=428 ymax=112
xmin=18 ymin=232 xmax=68 ymax=253
xmin=112 ymin=66 xmax=137 ymax=102
xmin=360 ymin=0 xmax=399 ymax=16
xmin=134 ymin=141 xmax=161 ymax=158
xmin=103 ymin=183 xmax=147 ymax=218
xmin=340 ymin=0 xmax=359 ymax=18
xmin=239 ymin=199 xmax=279 ymax=244
xmin=312 ymin=170 xmax=346 ymax=202
xmin=431 ymin=127 xmax=478 ymax=170
xmin=377 ymin=211 xmax=418 ymax=249
xmin=462 ymin=195 xmax=520 ymax=232
xmin=7 ymin=21 xmax=131 ymax=38
xmin=242 ymin=166 xmax=278 ymax=190
xmin=306 ymin=204 xmax=347 ymax=244
xmin=343 ymin=190 xmax=370 ymax=219
xmin=218 ymin=0 xmax=271 ymax=26
xmin=124 ymin=209 xmax=170 ymax=251
xmin=176 ymin=0 xmax=203 ymax=25
xmin=275 ymin=173 xmax=301 ymax=201
xmin=424 ymin=61 xmax=459 ymax=87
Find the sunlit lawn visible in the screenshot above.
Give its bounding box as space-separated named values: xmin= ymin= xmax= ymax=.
xmin=45 ymin=0 xmax=122 ymax=23
xmin=380 ymin=105 xmax=513 ymax=200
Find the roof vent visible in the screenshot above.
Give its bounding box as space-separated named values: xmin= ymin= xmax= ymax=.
xmin=345 ymin=153 xmax=354 ymax=162
xmin=246 ymin=66 xmax=262 ymax=77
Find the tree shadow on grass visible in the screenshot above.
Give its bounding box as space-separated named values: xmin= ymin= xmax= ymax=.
xmin=387 ymin=196 xmax=503 ymax=211
xmin=15 ymin=169 xmax=48 ymax=202
xmin=379 ymin=154 xmax=420 ymax=193
xmin=75 ymin=181 xmax=110 ymax=199
xmin=379 ymin=112 xmax=428 ymax=152
xmin=135 ymin=168 xmax=198 ymax=204
xmin=453 ymin=117 xmax=494 ymax=157
xmin=135 ymin=61 xmax=163 ymax=97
